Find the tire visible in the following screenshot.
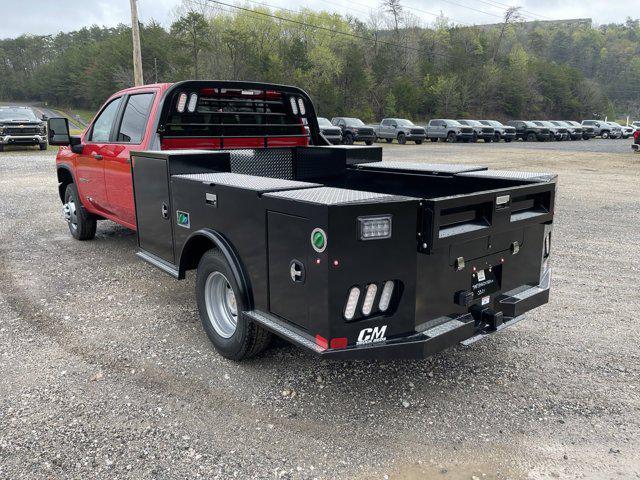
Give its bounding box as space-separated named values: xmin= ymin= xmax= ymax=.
xmin=365 ymin=140 xmax=373 ymax=145
xmin=385 ymin=138 xmax=393 ymax=143
xmin=0 ymin=144 xmax=4 ymax=152
xmin=397 ymin=133 xmax=406 ymax=145
xmin=414 ymin=140 xmax=423 ymax=145
xmin=430 ymin=137 xmax=438 ymax=142
xmin=471 ymin=133 xmax=478 ymax=143
xmin=494 ymin=132 xmax=501 ymax=142
xmin=343 ymin=133 xmax=354 ymax=145
xmin=196 ymin=249 xmax=271 ymax=360
xmin=63 ymin=183 xmax=96 ymax=240
xmin=601 ymin=131 xmax=609 ymax=139
xmin=39 ymin=143 xmax=47 ymax=151
xmin=446 ymin=132 xmax=457 ymax=143
xmin=526 ymin=132 xmax=537 ymax=142
xmin=485 ymin=137 xmax=492 ymax=143
xmin=504 ymin=138 xmax=512 ymax=143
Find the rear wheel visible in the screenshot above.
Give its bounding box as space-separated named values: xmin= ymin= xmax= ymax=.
xmin=196 ymin=249 xmax=271 ymax=360
xmin=63 ymin=183 xmax=96 ymax=240
xmin=397 ymin=133 xmax=406 ymax=145
xmin=446 ymin=132 xmax=457 ymax=143
xmin=365 ymin=140 xmax=373 ymax=145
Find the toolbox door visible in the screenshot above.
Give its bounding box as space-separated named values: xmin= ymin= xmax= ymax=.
xmin=131 ymin=155 xmax=175 ymax=263
xmin=267 ymin=211 xmax=310 ymax=329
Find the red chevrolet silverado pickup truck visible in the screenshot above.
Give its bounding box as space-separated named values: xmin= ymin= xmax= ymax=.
xmin=51 ymin=81 xmax=317 ymax=237
xmin=48 ymin=80 xmax=554 ymax=361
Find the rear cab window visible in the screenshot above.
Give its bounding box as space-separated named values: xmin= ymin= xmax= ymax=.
xmin=117 ymin=93 xmax=154 ymax=144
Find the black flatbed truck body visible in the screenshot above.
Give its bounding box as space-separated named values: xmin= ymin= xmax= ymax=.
xmin=131 ymin=145 xmax=555 ymax=360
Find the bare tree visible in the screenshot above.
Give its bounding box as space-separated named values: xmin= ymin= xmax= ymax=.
xmin=493 ymin=7 xmax=521 ymax=62
xmin=382 ymin=0 xmax=403 ymax=33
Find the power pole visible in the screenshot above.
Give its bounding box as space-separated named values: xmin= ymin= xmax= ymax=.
xmin=130 ymin=0 xmax=144 ymax=86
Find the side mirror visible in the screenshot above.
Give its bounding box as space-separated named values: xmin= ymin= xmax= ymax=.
xmin=595 ymin=123 xmax=600 ymax=127
xmin=391 ymin=123 xmax=397 ymax=128
xmin=41 ymin=114 xmax=48 ymax=121
xmin=48 ymin=117 xmax=71 ymax=145
xmin=443 ymin=123 xmax=448 ymax=128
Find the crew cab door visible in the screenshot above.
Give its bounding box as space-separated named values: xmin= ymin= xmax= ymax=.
xmin=103 ymin=92 xmax=155 ymax=227
xmin=76 ymin=97 xmax=123 ymax=213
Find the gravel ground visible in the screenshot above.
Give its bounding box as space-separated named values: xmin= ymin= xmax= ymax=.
xmin=0 ymin=141 xmax=639 ymax=480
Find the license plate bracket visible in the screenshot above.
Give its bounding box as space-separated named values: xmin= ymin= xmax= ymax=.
xmin=471 ymin=266 xmax=501 ymax=299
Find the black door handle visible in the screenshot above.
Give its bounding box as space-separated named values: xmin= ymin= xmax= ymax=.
xmin=92 ymin=153 xmax=103 ymax=160
xmin=161 ymin=203 xmax=169 ymax=219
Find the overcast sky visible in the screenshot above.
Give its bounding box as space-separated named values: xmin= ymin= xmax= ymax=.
xmin=1 ymin=0 xmax=636 ymax=39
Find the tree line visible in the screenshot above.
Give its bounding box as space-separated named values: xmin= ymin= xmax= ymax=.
xmin=1 ymin=1 xmax=639 ymax=122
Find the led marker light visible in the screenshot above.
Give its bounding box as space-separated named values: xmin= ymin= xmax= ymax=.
xmin=358 ymin=215 xmax=392 ymax=240
xmin=187 ymin=93 xmax=198 ymax=112
xmin=378 ymin=281 xmax=395 ymax=312
xmin=362 ymin=284 xmax=378 ymax=316
xmin=344 ymin=287 xmax=361 ymax=320
xmin=289 ymin=96 xmax=299 ymax=115
xmin=176 ymin=93 xmax=187 ymax=113
xmin=297 ymin=98 xmax=306 ymax=115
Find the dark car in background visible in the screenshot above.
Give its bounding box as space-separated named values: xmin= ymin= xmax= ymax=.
xmin=478 ymin=120 xmax=516 ymax=142
xmin=317 ymin=116 xmax=342 ymax=144
xmin=506 ymin=121 xmax=551 ymax=142
xmin=457 ymin=119 xmax=495 ymax=142
xmin=0 ymin=106 xmax=48 ymax=151
xmin=330 ymin=117 xmax=375 ymax=145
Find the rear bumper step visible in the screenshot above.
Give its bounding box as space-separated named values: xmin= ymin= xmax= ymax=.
xmin=243 ymin=276 xmax=549 ymax=360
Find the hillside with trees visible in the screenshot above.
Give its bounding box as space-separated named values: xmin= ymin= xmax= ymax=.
xmin=0 ymin=1 xmax=638 ymax=122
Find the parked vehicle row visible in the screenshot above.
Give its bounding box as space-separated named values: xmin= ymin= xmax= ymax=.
xmin=317 ymin=115 xmax=637 ymax=145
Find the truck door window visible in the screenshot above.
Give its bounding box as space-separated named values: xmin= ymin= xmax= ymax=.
xmin=90 ymin=97 xmax=122 ymax=142
xmin=117 ymin=93 xmax=154 ymax=144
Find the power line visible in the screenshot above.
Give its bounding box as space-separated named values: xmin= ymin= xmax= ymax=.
xmin=203 ymin=0 xmax=439 ymax=55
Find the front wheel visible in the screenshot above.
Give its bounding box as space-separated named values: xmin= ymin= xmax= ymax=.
xmin=343 ymin=133 xmax=354 ymax=145
xmin=430 ymin=137 xmax=438 ymax=142
xmin=397 ymin=133 xmax=406 ymax=145
xmin=414 ymin=139 xmax=423 ymax=145
xmin=494 ymin=133 xmax=501 ymax=142
xmin=526 ymin=132 xmax=537 ymax=142
xmin=365 ymin=140 xmax=373 ymax=145
xmin=196 ymin=249 xmax=271 ymax=360
xmin=601 ymin=131 xmax=610 ymax=139
xmin=63 ymin=183 xmax=96 ymax=240
xmin=385 ymin=138 xmax=393 ymax=144
xmin=446 ymin=132 xmax=457 ymax=143
xmin=39 ymin=143 xmax=47 ymax=151
xmin=504 ymin=138 xmax=512 ymax=143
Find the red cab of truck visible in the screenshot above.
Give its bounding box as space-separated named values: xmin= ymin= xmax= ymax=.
xmin=51 ymin=81 xmax=320 ymax=234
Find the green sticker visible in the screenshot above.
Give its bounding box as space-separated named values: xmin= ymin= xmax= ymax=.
xmin=311 ymin=228 xmax=326 ymax=252
xmin=177 ymin=211 xmax=190 ymax=228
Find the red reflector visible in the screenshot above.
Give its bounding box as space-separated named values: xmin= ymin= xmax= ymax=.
xmin=265 ymin=90 xmax=282 ymax=99
xmin=330 ymin=337 xmax=348 ymax=349
xmin=315 ymin=334 xmax=328 ymax=350
xmin=200 ymin=87 xmax=217 ymax=96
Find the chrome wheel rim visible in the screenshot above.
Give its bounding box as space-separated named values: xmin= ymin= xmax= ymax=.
xmin=204 ymin=272 xmax=238 ymax=338
xmin=63 ymin=199 xmax=78 ymax=232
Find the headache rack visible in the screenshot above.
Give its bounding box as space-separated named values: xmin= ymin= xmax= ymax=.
xmin=155 ymin=80 xmax=326 ymax=148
